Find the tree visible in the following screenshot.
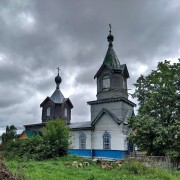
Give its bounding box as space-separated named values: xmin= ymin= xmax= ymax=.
xmin=129 ymin=60 xmax=180 ymax=157
xmin=0 ymin=125 xmax=17 ymax=144
xmin=41 ymin=118 xmax=70 ymax=157
xmin=3 ymin=119 xmax=70 ymax=160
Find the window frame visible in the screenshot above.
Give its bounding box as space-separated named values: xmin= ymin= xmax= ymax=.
xmin=102 ymin=75 xmax=110 ymax=89
xmin=47 ymin=107 xmax=50 ymax=117
xmin=64 ymin=108 xmax=68 ymax=117
xmin=103 ymin=131 xmax=111 ymax=150
xmin=79 ymin=132 xmax=86 ymax=149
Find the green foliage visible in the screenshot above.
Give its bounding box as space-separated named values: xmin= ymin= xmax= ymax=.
xmin=0 ymin=125 xmax=17 ymax=144
xmin=4 ymin=156 xmax=180 ymax=180
xmin=3 ymin=118 xmax=70 ymax=160
xmin=41 ymin=118 xmax=70 ymax=157
xmin=121 ymin=160 xmax=149 ymax=175
xmin=129 ymin=60 xmax=180 ymax=158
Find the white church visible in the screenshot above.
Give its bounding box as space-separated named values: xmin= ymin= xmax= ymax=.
xmin=24 ymin=26 xmax=136 ymax=159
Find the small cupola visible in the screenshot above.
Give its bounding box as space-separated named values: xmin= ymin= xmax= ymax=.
xmin=40 ymin=67 xmax=73 ymax=124
xmin=107 ymin=24 xmax=114 ymax=47
xmin=55 ymin=67 xmax=62 ymax=89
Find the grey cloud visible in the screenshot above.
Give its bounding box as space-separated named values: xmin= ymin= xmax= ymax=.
xmin=0 ymin=0 xmax=180 ymax=134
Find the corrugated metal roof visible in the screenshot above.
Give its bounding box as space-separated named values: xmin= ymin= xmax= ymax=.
xmin=68 ymin=121 xmax=91 ymax=129
xmin=50 ymin=89 xmax=65 ymax=104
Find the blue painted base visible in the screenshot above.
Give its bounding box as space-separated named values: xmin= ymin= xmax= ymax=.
xmin=68 ymin=149 xmax=91 ymax=157
xmin=68 ymin=149 xmax=128 ymax=159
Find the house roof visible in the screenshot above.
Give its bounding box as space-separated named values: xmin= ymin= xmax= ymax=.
xmin=68 ymin=108 xmax=134 ymax=130
xmin=40 ymin=90 xmax=73 ymax=108
xmin=87 ymin=97 xmax=136 ymax=107
xmin=24 ymin=122 xmax=46 ymax=128
xmin=50 ymin=89 xmax=65 ymax=103
xmin=40 ymin=89 xmax=65 ymax=107
xmin=68 ymin=121 xmax=92 ymax=130
xmin=91 ymin=108 xmax=123 ymax=126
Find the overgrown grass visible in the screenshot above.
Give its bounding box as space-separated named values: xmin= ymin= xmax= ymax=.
xmin=4 ymin=156 xmax=180 ymax=180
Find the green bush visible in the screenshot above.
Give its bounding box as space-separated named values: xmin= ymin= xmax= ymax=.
xmin=121 ymin=160 xmax=150 ymax=175
xmin=41 ymin=118 xmax=69 ymax=157
xmin=3 ymin=118 xmax=70 ymax=160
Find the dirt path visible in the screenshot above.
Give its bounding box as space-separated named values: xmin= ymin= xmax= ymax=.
xmin=0 ymin=156 xmax=14 ymax=180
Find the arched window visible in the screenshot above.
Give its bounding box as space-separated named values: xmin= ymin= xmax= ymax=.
xmin=64 ymin=108 xmax=68 ymax=117
xmin=102 ymin=76 xmax=110 ymax=89
xmin=103 ymin=131 xmax=111 ymax=149
xmin=47 ymin=107 xmax=50 ymax=116
xmin=79 ymin=132 xmax=86 ymax=149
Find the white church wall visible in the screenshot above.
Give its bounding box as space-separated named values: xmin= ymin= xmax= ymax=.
xmin=92 ymin=114 xmax=127 ymax=151
xmin=70 ymin=130 xmax=91 ymax=149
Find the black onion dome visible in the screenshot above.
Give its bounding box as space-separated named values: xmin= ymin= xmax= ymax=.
xmin=55 ymin=74 xmax=62 ymax=84
xmin=107 ymin=34 xmax=114 ymax=42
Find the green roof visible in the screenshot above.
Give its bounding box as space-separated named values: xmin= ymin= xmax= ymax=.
xmin=103 ymin=45 xmax=121 ymax=70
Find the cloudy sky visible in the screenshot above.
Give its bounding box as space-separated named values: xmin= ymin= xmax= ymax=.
xmin=0 ymin=0 xmax=180 ymax=135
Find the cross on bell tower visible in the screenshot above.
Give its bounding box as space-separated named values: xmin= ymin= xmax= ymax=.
xmin=57 ymin=67 xmax=61 ymax=75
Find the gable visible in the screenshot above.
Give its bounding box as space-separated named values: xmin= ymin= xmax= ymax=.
xmin=19 ymin=131 xmax=27 ymax=139
xmin=92 ymin=108 xmax=122 ymax=126
xmin=40 ymin=97 xmax=54 ymax=107
xmin=64 ymin=98 xmax=74 ymax=109
xmin=93 ymin=112 xmax=120 ymax=131
xmin=94 ymin=64 xmax=114 ymax=79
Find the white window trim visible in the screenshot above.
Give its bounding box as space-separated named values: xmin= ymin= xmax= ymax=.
xmin=47 ymin=107 xmax=50 ymax=116
xmin=79 ymin=132 xmax=86 ymax=149
xmin=102 ymin=76 xmax=110 ymax=89
xmin=64 ymin=108 xmax=68 ymax=117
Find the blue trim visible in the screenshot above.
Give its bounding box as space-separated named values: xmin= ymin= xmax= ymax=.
xmin=93 ymin=150 xmax=127 ymax=159
xmin=68 ymin=149 xmax=91 ymax=157
xmin=68 ymin=149 xmax=128 ymax=159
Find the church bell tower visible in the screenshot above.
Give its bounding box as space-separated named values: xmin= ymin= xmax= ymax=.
xmin=88 ymin=25 xmax=135 ymax=123
xmin=94 ymin=24 xmax=129 ymax=100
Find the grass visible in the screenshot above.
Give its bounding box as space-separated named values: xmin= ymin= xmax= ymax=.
xmin=4 ymin=156 xmax=180 ymax=180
